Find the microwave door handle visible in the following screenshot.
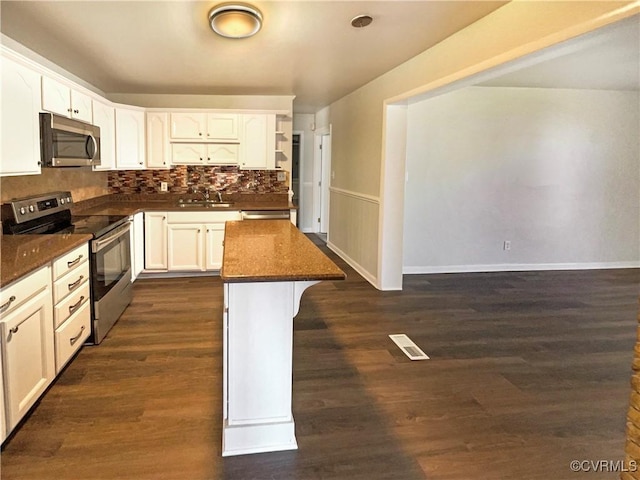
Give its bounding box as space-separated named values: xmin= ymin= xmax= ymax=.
xmin=86 ymin=134 xmax=98 ymax=160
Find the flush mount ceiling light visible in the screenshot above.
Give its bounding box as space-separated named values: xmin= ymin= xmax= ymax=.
xmin=351 ymin=14 xmax=373 ymax=28
xmin=208 ymin=3 xmax=263 ymax=39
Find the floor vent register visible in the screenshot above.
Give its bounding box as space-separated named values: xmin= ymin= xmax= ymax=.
xmin=389 ymin=334 xmax=430 ymax=361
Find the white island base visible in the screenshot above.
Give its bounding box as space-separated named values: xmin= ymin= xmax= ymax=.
xmin=222 ymin=280 xmax=318 ymax=457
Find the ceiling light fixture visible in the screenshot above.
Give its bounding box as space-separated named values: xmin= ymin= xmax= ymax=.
xmin=208 ymin=3 xmax=263 ymax=39
xmin=351 ymin=15 xmax=373 ymax=28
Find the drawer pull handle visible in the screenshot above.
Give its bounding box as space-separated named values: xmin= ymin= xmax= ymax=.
xmin=68 ymin=275 xmax=84 ymax=291
xmin=9 ymin=325 xmax=19 ymax=334
xmin=67 ymin=254 xmax=83 ymax=268
xmin=69 ymin=325 xmax=86 ymax=346
xmin=69 ymin=296 xmax=85 ymax=315
xmin=0 ymin=296 xmax=16 ymax=313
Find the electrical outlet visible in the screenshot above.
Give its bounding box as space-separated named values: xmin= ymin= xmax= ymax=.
xmin=160 ymin=182 xmax=168 ymax=192
xmin=277 ymin=171 xmax=286 ymax=182
xmin=503 ymin=240 xmax=511 ymax=251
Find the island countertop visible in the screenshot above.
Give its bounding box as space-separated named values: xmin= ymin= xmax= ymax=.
xmin=221 ymin=220 xmax=346 ymax=283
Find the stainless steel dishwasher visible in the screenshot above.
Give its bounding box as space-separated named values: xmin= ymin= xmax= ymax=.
xmin=241 ymin=210 xmax=290 ymax=220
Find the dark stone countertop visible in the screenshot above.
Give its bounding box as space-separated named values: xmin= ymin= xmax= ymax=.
xmin=0 ymin=234 xmax=92 ymax=288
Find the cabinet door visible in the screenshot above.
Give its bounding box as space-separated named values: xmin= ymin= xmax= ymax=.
xmin=239 ymin=114 xmax=276 ymax=170
xmin=115 ymin=108 xmax=146 ymax=169
xmin=130 ymin=213 xmax=144 ymax=280
xmin=92 ymin=99 xmax=116 ymax=171
xmin=70 ymin=90 xmax=93 ymax=123
xmin=144 ymin=212 xmax=168 ymax=270
xmin=1 ymin=56 xmax=42 ymax=176
xmin=1 ymin=287 xmax=54 ymax=432
xmin=146 ymin=112 xmax=170 ymax=169
xmin=171 ymin=143 xmax=206 ymax=165
xmin=167 ymin=224 xmax=204 ymax=271
xmin=207 ymin=113 xmax=238 ymax=140
xmin=207 ymin=144 xmax=238 ymax=165
xmin=170 ymin=113 xmax=206 ymax=140
xmin=41 ymin=76 xmax=71 ymax=117
xmin=205 ymin=223 xmax=226 ymax=270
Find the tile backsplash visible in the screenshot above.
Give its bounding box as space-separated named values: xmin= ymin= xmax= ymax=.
xmin=0 ymin=168 xmax=110 ymax=203
xmin=108 ymin=166 xmax=288 ymax=195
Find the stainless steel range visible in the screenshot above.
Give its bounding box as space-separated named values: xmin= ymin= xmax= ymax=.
xmin=2 ymin=191 xmax=132 ymax=344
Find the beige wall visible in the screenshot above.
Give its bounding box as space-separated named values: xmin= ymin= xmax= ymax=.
xmin=325 ymin=0 xmax=638 ymax=288
xmin=0 ymin=168 xmax=109 ymax=203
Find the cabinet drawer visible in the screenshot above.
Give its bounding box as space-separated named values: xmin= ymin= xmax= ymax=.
xmin=54 ymin=301 xmax=90 ymax=373
xmin=54 ymin=280 xmax=90 ymax=329
xmin=52 ymin=243 xmax=89 ymax=280
xmin=53 ymin=261 xmax=89 ymax=304
xmin=0 ymin=265 xmax=50 ymax=317
xmin=167 ymin=211 xmax=241 ymax=223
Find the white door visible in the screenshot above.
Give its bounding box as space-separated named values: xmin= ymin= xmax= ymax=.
xmin=115 ymin=108 xmax=146 ymax=169
xmin=170 ymin=113 xmax=207 ymax=140
xmin=205 ymin=223 xmax=226 ymax=270
xmin=167 ymin=224 xmax=204 ymax=271
xmin=146 ymin=112 xmax=170 ymax=169
xmin=1 ymin=287 xmax=55 ymax=431
xmin=313 ymin=132 xmax=331 ymax=234
xmin=70 ymin=90 xmax=93 ymax=123
xmin=207 ymin=144 xmax=238 ymax=165
xmin=1 ymin=57 xmax=42 ymax=176
xmin=207 ymin=113 xmax=238 ymax=140
xmin=144 ymin=212 xmax=167 ymax=270
xmin=92 ymin=100 xmax=116 ymax=171
xmin=171 ymin=143 xmax=207 ymax=165
xmin=319 ymin=134 xmax=331 ymax=234
xmin=41 ymin=76 xmax=71 ymax=117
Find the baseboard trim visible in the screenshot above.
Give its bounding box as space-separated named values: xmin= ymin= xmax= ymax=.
xmin=403 ymin=261 xmax=640 ymax=274
xmin=327 ymin=241 xmax=379 ymax=288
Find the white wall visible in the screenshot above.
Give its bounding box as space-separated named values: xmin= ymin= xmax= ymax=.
xmin=403 ymin=86 xmax=640 ymax=272
xmin=293 ymin=113 xmax=315 ymax=232
xmin=324 ymin=1 xmax=636 ymax=289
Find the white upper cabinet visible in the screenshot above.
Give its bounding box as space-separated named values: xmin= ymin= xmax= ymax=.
xmin=171 ymin=143 xmax=238 ymax=166
xmin=239 ymin=114 xmax=276 ymax=170
xmin=92 ymin=99 xmax=116 ymax=171
xmin=0 ymin=55 xmax=42 ymax=177
xmin=170 ymin=113 xmax=239 ymax=141
xmin=41 ymin=76 xmax=93 ymax=123
xmin=115 ymin=107 xmax=146 ymax=170
xmin=146 ymin=112 xmax=170 ymax=169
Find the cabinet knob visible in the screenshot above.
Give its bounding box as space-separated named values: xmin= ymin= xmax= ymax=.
xmin=139 ymin=162 xmax=143 ymax=165
xmin=67 ymin=108 xmax=72 ymax=112
xmin=200 ymin=157 xmax=203 ymax=161
xmin=199 ymin=132 xmax=202 ymax=136
xmin=207 ymin=157 xmax=211 ymax=162
xmin=74 ymin=109 xmax=79 ymax=114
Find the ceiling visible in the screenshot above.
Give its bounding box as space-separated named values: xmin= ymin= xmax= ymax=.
xmin=478 ymin=15 xmax=640 ymax=91
xmin=0 ymin=1 xmax=506 ymax=113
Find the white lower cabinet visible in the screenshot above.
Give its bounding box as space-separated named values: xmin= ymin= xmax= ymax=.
xmin=51 ymin=245 xmax=90 ymax=373
xmin=167 ymin=224 xmax=204 ymax=271
xmin=144 ymin=212 xmax=168 ymax=270
xmin=130 ymin=213 xmax=145 ymax=280
xmin=0 ymin=266 xmax=55 ymax=433
xmin=166 ymin=212 xmax=241 ymax=272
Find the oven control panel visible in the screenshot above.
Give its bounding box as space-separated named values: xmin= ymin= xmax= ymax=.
xmin=7 ymin=191 xmax=73 ymax=224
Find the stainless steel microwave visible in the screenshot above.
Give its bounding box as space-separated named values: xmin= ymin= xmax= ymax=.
xmin=40 ymin=112 xmax=101 ymax=167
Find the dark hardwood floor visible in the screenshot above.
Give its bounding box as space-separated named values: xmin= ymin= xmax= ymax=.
xmin=2 ymin=244 xmax=638 ymax=479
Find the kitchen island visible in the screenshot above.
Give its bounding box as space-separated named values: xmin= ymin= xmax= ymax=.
xmin=220 ymin=220 xmax=345 ymax=456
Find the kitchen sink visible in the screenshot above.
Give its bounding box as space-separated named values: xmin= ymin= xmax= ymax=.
xmin=176 ymin=199 xmax=235 ymax=208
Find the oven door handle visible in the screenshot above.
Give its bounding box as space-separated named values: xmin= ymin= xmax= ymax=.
xmin=92 ymin=223 xmax=131 ymax=253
